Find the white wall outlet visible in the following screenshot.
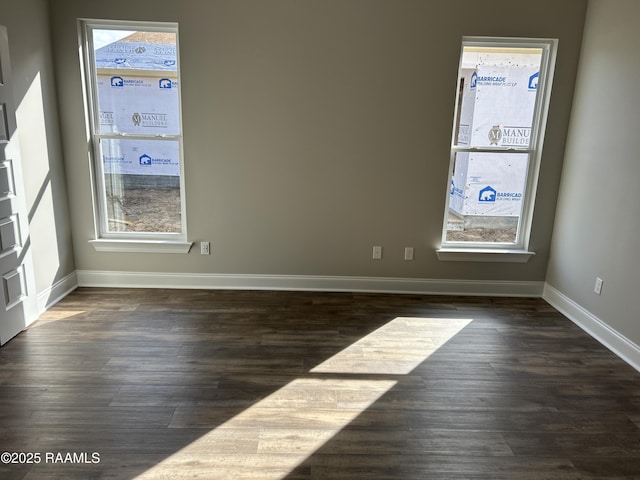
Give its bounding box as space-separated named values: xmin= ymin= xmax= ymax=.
xmin=200 ymin=241 xmax=210 ymax=255
xmin=404 ymin=247 xmax=414 ymax=260
xmin=594 ymin=277 xmax=603 ymax=295
xmin=372 ymin=246 xmax=382 ymax=260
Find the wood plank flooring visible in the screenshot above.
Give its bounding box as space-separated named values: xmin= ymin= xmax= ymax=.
xmin=1 ymin=288 xmax=640 ymax=479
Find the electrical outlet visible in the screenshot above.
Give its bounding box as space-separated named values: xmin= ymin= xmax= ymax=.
xmin=200 ymin=241 xmax=210 ymax=255
xmin=594 ymin=277 xmax=603 ymax=295
xmin=372 ymin=246 xmax=382 ymax=260
xmin=404 ymin=247 xmax=414 ymax=261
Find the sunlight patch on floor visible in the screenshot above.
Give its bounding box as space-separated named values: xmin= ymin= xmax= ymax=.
xmin=136 ymin=378 xmax=396 ymax=479
xmin=135 ymin=316 xmax=472 ymax=479
xmin=311 ymin=317 xmax=472 ymax=375
xmin=29 ymin=310 xmax=87 ymax=328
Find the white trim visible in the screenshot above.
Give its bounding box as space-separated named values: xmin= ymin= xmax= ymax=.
xmin=89 ymin=239 xmax=193 ymax=254
xmin=36 ymin=271 xmax=78 ymax=314
xmin=543 ymin=284 xmax=640 ymax=373
xmin=436 ymin=248 xmax=535 ymax=263
xmin=76 ymin=270 xmax=544 ymax=297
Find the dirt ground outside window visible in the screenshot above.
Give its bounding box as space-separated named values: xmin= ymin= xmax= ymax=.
xmin=106 ymin=187 xmax=182 ymax=233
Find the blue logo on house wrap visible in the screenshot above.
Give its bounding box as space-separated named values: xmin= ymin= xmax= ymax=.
xmin=478 ymin=186 xmax=497 ymax=202
xmin=470 ymin=71 xmax=477 ymax=89
xmin=159 ymin=78 xmax=172 ymax=89
xmin=139 ymin=154 xmax=152 ymax=166
xmin=528 ymin=72 xmax=539 ymax=89
xmin=110 ymin=76 xmax=124 ymax=87
xmin=451 ymin=180 xmax=464 ymax=198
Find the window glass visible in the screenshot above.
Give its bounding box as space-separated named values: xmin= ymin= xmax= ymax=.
xmin=99 ymin=138 xmax=181 ymax=233
xmin=82 ymin=22 xmax=185 ymax=239
xmin=443 ymin=40 xmax=555 ymax=249
xmin=454 ymin=47 xmax=542 ymax=149
xmin=447 ymin=152 xmax=529 ymax=243
xmin=93 ymin=29 xmax=180 ymax=136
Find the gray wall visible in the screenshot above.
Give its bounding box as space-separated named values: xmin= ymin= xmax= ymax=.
xmin=546 ymin=0 xmax=640 ymax=344
xmin=50 ymin=0 xmax=586 ymax=281
xmin=0 ymin=0 xmax=75 ymax=304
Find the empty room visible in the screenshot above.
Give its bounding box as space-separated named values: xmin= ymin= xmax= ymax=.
xmin=1 ymin=0 xmax=640 ymax=478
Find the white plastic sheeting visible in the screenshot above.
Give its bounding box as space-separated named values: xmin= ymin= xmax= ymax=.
xmin=451 ymin=59 xmax=540 ymax=217
xmin=94 ymin=38 xmax=181 ymax=176
xmin=450 ymin=152 xmax=528 ymax=217
xmin=100 ymin=138 xmax=180 ymax=177
xmin=456 ymin=65 xmax=539 ymax=148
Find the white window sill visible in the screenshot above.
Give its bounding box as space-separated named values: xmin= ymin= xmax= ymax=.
xmin=436 ymin=248 xmax=535 ymax=263
xmin=90 ymin=239 xmax=193 ymax=254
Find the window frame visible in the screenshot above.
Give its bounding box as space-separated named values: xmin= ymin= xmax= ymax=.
xmin=78 ymin=19 xmax=191 ymax=253
xmin=437 ymin=36 xmax=557 ymax=262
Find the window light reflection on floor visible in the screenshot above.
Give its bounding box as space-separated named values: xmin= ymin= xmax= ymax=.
xmin=29 ymin=310 xmax=87 ymax=328
xmin=135 ymin=317 xmax=472 ymax=479
xmin=311 ymin=317 xmax=472 ymax=375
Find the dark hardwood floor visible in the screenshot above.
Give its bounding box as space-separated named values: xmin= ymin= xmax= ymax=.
xmin=2 ymin=288 xmax=640 ymax=479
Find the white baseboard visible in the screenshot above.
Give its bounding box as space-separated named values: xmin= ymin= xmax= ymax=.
xmin=76 ymin=270 xmax=545 ymax=297
xmin=36 ymin=271 xmax=78 ymax=314
xmin=543 ymin=284 xmax=640 ymax=373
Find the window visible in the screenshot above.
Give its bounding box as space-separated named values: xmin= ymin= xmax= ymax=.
xmin=79 ymin=20 xmax=191 ymax=253
xmin=438 ymin=37 xmax=557 ymax=262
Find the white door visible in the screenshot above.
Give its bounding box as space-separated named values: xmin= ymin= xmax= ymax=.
xmin=0 ymin=25 xmax=37 ymax=345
